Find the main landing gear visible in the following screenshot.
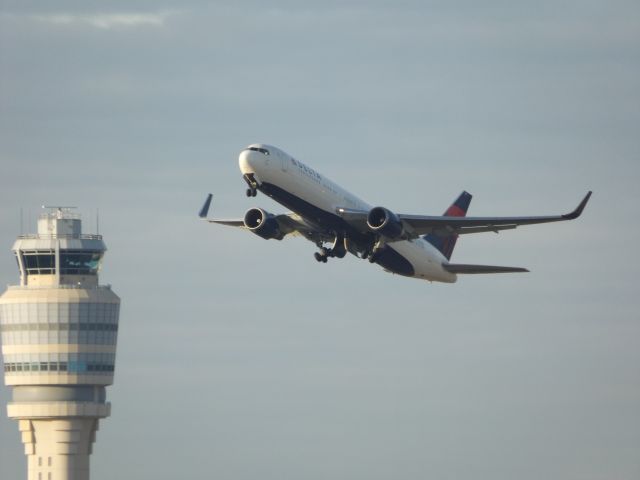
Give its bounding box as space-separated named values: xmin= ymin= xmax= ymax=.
xmin=314 ymin=249 xmax=329 ymax=263
xmin=314 ymin=235 xmax=347 ymax=263
xmin=367 ymin=250 xmax=382 ymax=263
xmin=315 ymin=246 xmax=343 ymax=263
xmin=246 ymin=188 xmax=257 ymax=197
xmin=361 ymin=240 xmax=384 ymax=263
xmin=361 ymin=249 xmax=380 ymax=263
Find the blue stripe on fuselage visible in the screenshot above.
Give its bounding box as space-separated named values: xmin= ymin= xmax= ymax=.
xmin=258 ymin=182 xmax=415 ymax=277
xmin=373 ymin=247 xmax=415 ymax=277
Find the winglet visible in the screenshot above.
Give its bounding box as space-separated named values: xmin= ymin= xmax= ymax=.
xmin=199 ymin=194 xmax=213 ymax=219
xmin=562 ymin=191 xmax=592 ymax=220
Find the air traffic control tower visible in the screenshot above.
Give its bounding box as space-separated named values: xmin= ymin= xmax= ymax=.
xmin=0 ymin=207 xmax=120 ymax=480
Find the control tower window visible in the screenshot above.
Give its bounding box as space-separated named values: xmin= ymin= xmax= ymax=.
xmin=21 ymin=251 xmax=55 ymax=275
xmin=60 ymin=251 xmax=102 ymax=275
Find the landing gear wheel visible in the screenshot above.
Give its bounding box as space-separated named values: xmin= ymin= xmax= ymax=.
xmin=314 ymin=251 xmax=330 ymax=263
xmin=246 ymin=188 xmax=257 ymax=197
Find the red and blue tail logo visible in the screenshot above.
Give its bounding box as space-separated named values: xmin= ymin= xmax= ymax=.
xmin=424 ymin=191 xmax=472 ymax=260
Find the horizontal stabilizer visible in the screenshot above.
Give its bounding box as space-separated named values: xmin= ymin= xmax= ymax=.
xmin=443 ymin=263 xmax=529 ymax=274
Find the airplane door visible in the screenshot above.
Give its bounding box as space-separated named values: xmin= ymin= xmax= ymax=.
xmin=279 ymin=151 xmax=288 ymax=172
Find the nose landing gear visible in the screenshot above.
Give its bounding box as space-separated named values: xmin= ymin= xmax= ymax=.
xmin=243 ymin=174 xmax=259 ymax=197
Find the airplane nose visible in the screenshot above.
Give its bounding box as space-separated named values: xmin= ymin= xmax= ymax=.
xmin=238 ymin=149 xmax=255 ymax=174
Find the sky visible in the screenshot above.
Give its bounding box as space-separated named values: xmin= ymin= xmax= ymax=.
xmin=1 ymin=1 xmax=639 ymax=479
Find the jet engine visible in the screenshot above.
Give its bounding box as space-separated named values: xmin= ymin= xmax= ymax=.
xmin=243 ymin=208 xmax=285 ymax=240
xmin=366 ymin=206 xmax=405 ymax=240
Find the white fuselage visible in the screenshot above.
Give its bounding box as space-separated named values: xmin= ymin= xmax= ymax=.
xmin=239 ymin=144 xmax=457 ymax=283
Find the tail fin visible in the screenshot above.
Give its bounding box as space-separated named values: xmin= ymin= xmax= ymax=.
xmin=424 ymin=191 xmax=472 ymax=260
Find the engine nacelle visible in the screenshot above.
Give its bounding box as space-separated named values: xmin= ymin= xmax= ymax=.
xmin=243 ymin=208 xmax=285 ymax=240
xmin=366 ymin=206 xmax=405 ymax=240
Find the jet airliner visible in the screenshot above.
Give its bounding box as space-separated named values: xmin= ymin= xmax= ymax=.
xmin=199 ymin=144 xmax=591 ymax=283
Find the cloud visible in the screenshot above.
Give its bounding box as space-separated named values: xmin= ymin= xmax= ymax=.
xmin=30 ymin=11 xmax=178 ymax=29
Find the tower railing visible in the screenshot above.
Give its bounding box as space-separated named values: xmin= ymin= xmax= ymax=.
xmin=4 ymin=284 xmax=113 ymax=291
xmin=17 ymin=233 xmax=103 ymax=240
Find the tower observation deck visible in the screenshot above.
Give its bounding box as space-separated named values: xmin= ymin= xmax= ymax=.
xmin=0 ymin=207 xmax=120 ymax=480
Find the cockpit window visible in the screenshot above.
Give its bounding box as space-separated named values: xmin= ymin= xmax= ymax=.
xmin=248 ymin=147 xmax=270 ymax=155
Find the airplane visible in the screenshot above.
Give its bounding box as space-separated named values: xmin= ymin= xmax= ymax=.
xmin=199 ymin=144 xmax=591 ymax=283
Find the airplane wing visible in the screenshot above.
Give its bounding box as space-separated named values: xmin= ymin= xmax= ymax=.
xmin=337 ymin=191 xmax=592 ymax=239
xmin=198 ymin=194 xmax=333 ymax=243
xmin=207 ymin=214 xmax=329 ymax=241
xmin=198 ymin=194 xmax=245 ymax=227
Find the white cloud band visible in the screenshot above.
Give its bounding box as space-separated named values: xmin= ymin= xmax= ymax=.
xmin=32 ymin=11 xmax=176 ymax=29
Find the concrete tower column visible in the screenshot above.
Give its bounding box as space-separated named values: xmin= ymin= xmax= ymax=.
xmin=1 ymin=207 xmax=120 ymax=480
xmin=18 ymin=418 xmax=98 ymax=480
